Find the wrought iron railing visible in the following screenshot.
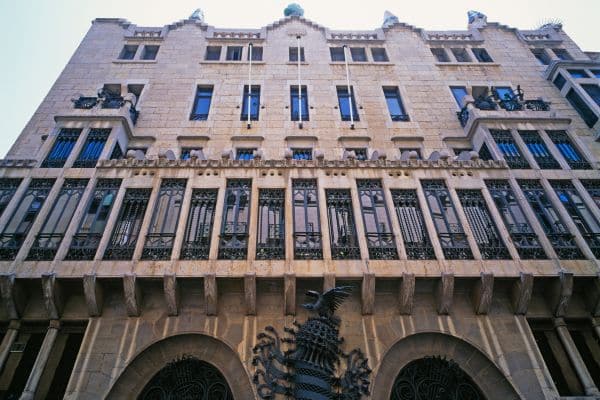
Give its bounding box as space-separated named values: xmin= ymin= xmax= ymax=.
xmin=256 ymin=223 xmax=285 ymax=260
xmin=0 ymin=233 xmax=26 ymax=260
xmin=366 ymin=232 xmax=398 ymax=260
xmin=26 ymin=233 xmax=64 ymax=261
xmin=294 ymin=232 xmax=323 ymax=259
xmin=546 ymin=233 xmax=584 ymax=259
xmin=66 ymin=233 xmax=103 ymax=260
xmin=438 ymin=230 xmax=473 ymax=260
xmin=506 ymin=224 xmax=547 ymax=259
xmin=72 ymin=94 xmax=139 ymax=125
xmin=141 ymin=233 xmax=175 ymax=260
xmin=582 ymin=233 xmax=600 ymax=258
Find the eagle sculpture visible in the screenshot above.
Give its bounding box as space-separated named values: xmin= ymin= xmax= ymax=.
xmin=301 ymin=285 xmax=352 ymax=318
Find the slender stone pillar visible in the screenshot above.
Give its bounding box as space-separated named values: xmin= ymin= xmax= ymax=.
xmin=0 ymin=320 xmax=20 ymax=371
xmin=19 ymin=320 xmax=60 ymax=400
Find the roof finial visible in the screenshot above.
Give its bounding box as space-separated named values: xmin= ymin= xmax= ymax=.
xmin=284 ymin=3 xmax=304 ymax=17
xmin=382 ymin=10 xmax=399 ymax=27
xmin=189 ymin=8 xmax=205 ymax=22
xmin=467 ymin=10 xmax=487 ymax=28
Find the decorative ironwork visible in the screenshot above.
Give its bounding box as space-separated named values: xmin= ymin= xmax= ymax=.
xmin=72 ymin=91 xmax=139 ymax=125
xmin=41 ymin=129 xmax=82 ymax=168
xmin=0 ymin=178 xmax=22 ymax=218
xmin=72 ymin=96 xmax=99 ymax=109
xmin=218 ymin=180 xmax=251 ymax=260
xmin=457 ymin=190 xmax=511 ymax=259
xmin=326 ymin=189 xmax=361 ymax=260
xmin=181 ymin=189 xmax=218 ymax=260
xmin=293 ymin=179 xmax=323 ymax=260
xmin=519 ymin=131 xmax=560 ymax=169
xmin=139 ymin=356 xmax=233 ymax=400
xmin=581 ymin=180 xmax=600 ymax=210
xmin=256 ymin=189 xmax=285 ymax=260
xmin=390 ymin=356 xmax=484 ymax=400
xmin=73 ymin=128 xmax=111 ymax=168
xmin=253 ymin=286 xmax=371 ymax=400
xmin=546 ymin=131 xmax=591 ymax=170
xmin=357 ymin=180 xmax=398 ymax=260
xmin=391 ymin=190 xmax=435 ymax=259
xmin=490 ymin=130 xmax=530 ymax=169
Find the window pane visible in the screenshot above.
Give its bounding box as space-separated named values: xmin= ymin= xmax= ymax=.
xmin=205 ymin=46 xmax=221 ymax=61
xmin=371 ymin=48 xmax=388 ymax=62
xmin=226 ymin=46 xmax=243 ymax=60
xmin=350 ymin=47 xmax=367 ymax=62
xmin=190 ymin=86 xmax=213 ymax=120
xmin=256 ymin=189 xmax=285 ymax=260
xmin=330 ymin=47 xmax=345 ymax=61
xmin=326 ymin=189 xmax=360 ymax=259
xmin=218 ymin=180 xmax=251 ymax=260
xmin=289 ymin=47 xmax=305 ymax=62
xmin=582 ymin=84 xmax=600 ymax=107
xmin=568 ymin=69 xmax=589 ymax=79
xmin=141 ymin=45 xmax=159 ymax=60
xmin=547 ymin=131 xmax=590 ymax=169
xmin=451 ymin=48 xmax=471 ymax=62
xmin=0 ymin=179 xmax=22 ymax=219
xmin=248 ymin=46 xmax=262 ymax=61
xmin=290 ymin=86 xmax=309 ymax=121
xmin=472 ymin=48 xmax=493 ymax=62
xmin=241 ymin=85 xmax=260 ymax=121
xmin=566 ymin=89 xmax=598 ymax=128
xmin=293 ymin=179 xmax=322 ymax=259
xmin=519 ymin=130 xmax=560 ymax=169
xmin=336 ymin=86 xmax=359 ymax=121
xmin=490 ymin=130 xmax=530 ymax=169
xmin=73 ymin=128 xmax=110 ymax=168
xmin=357 ymin=180 xmax=398 ymax=260
xmin=383 ymin=87 xmax=408 ymax=121
xmin=553 ymin=48 xmax=572 ymax=61
xmin=391 ymin=189 xmax=435 ymax=259
xmin=181 ymin=189 xmax=218 ymax=260
xmin=450 ymin=86 xmax=468 ymax=107
xmin=119 ymin=45 xmax=138 ymax=60
xmin=430 ymin=48 xmax=449 ymax=62
xmin=42 ymin=129 xmax=82 ymax=168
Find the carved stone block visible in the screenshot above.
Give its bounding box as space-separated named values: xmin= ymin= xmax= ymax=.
xmin=323 ymin=273 xmax=335 ymax=292
xmin=0 ymin=274 xmax=25 ymax=319
xmin=398 ymin=273 xmax=415 ymax=315
xmin=547 ymin=271 xmax=573 ymax=317
xmin=511 ymin=272 xmax=533 ymax=315
xmin=41 ymin=273 xmax=63 ymax=319
xmin=436 ymin=273 xmax=454 ymax=315
xmin=473 ymin=272 xmax=494 ymax=315
xmin=83 ymin=274 xmax=103 ymax=317
xmin=123 ymin=274 xmax=142 ymax=317
xmin=284 ymin=273 xmax=296 ymax=316
xmin=163 ymin=274 xmax=178 ymax=316
xmin=362 ymin=273 xmax=375 ymax=315
xmin=204 ymin=274 xmax=217 ymax=316
xmin=244 ymin=273 xmax=256 ymax=316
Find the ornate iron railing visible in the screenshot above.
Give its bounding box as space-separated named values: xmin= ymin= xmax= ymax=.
xmin=141 ymin=233 xmax=175 ymax=260
xmin=0 ymin=233 xmax=26 ymax=260
xmin=26 ymin=233 xmax=64 ymax=261
xmin=65 ymin=233 xmax=103 ymax=260
xmin=72 ymin=94 xmax=139 ymax=125
xmin=293 ymin=232 xmax=323 ymax=259
xmin=391 ymin=189 xmax=435 ymax=260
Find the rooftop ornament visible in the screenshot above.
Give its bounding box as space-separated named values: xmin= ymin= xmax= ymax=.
xmin=284 ymin=3 xmax=304 ymax=17
xmin=467 ymin=10 xmax=487 ymax=28
xmin=382 ymin=10 xmax=399 ymax=27
xmin=189 ymin=8 xmax=205 ymax=22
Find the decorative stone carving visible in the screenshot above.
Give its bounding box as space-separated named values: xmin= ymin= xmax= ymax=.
xmin=548 ymin=271 xmax=573 ymax=317
xmin=189 ymin=8 xmax=205 ymax=22
xmin=362 ymin=272 xmax=375 ymax=315
xmin=437 ymin=273 xmax=454 ymax=315
xmin=284 ymin=3 xmax=304 ymax=17
xmin=83 ymin=274 xmax=103 ymax=317
xmin=468 ymin=10 xmax=487 ymax=28
xmin=163 ymin=274 xmax=179 ymax=316
xmin=398 ymin=273 xmax=415 ymax=315
xmin=204 ymin=274 xmax=217 ymax=316
xmin=383 ymin=11 xmax=399 ymax=28
xmin=123 ymin=273 xmax=142 ymax=317
xmin=42 ymin=273 xmax=63 ymax=320
xmin=472 ymin=273 xmax=494 ymax=315
xmin=244 ymin=273 xmax=256 ymax=315
xmin=511 ymin=272 xmax=533 ymax=314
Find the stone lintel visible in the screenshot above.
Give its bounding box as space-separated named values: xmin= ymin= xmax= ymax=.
xmin=41 ymin=273 xmax=63 ymax=320
xmin=123 ymin=273 xmax=142 ymax=317
xmin=398 ymin=273 xmax=415 ymax=315
xmin=362 ymin=272 xmax=376 ymax=315
xmin=511 ymin=272 xmax=533 ymax=315
xmin=284 ymin=273 xmax=296 ymax=316
xmin=548 ymin=271 xmax=573 ymax=317
xmin=204 ymin=274 xmax=217 ymax=316
xmin=584 ymin=277 xmax=600 ymax=317
xmin=436 ymin=273 xmax=454 ymax=315
xmin=0 ymin=274 xmax=25 ymax=319
xmin=163 ymin=274 xmax=179 ymax=316
xmin=83 ymin=274 xmax=103 ymax=317
xmin=473 ymin=272 xmax=494 ymax=315
xmin=323 ymin=273 xmax=335 ymax=292
xmin=244 ymin=273 xmax=256 ymax=316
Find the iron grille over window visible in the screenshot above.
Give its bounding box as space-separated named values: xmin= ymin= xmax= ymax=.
xmin=41 ymin=129 xmax=81 ymax=168
xmin=581 ymin=180 xmax=600 ymax=210
xmin=357 ymin=180 xmax=398 ymax=260
xmin=326 ymin=189 xmax=360 ymax=260
xmin=104 ymin=188 xmax=152 ymax=260
xmin=190 ymin=86 xmax=213 ymax=121
xmin=66 ymin=179 xmax=121 ymax=260
xmin=551 ymin=181 xmax=600 ymax=258
xmin=241 ymin=85 xmax=260 ymax=121
xmin=485 ymin=180 xmax=546 ymax=259
xmin=0 ymin=179 xmax=22 ymax=218
xmin=547 ymin=131 xmax=591 ymax=169
xmin=336 ymin=86 xmax=359 ymax=121
xmin=218 ymin=179 xmax=251 ymax=260
xmin=141 ymin=179 xmax=186 ymax=260
xmin=519 ymin=131 xmax=560 ymax=169
xmin=391 ymin=189 xmax=435 ymax=259
xmin=27 ymin=179 xmax=88 ymax=261
xmin=383 ymin=87 xmax=409 ymax=121
xmin=73 ymin=129 xmax=110 ymax=168
xmin=181 ymin=189 xmax=218 ymax=260
xmin=456 ymin=189 xmax=510 ymax=259
xmin=519 ymin=180 xmax=583 ymax=259
xmin=490 ymin=130 xmax=530 ymax=169
xmin=421 ymin=180 xmax=473 ymax=260
xmin=0 ymin=179 xmax=54 ymax=260
xmin=292 ymin=148 xmax=312 ymax=160
xmin=256 ymin=189 xmax=285 ymax=260
xmin=293 ymin=179 xmax=322 ymax=259
xmin=290 ymin=86 xmax=309 ymax=121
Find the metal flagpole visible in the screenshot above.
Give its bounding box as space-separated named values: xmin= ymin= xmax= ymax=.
xmin=247 ymin=43 xmax=253 ymax=129
xmin=342 ymin=45 xmax=354 ymax=129
xmin=297 ymin=35 xmax=303 ymax=129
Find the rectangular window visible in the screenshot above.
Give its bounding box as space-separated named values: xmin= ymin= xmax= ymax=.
xmin=553 ymin=74 xmax=566 ymax=90
xmin=326 ymin=189 xmax=360 ymax=259
xmin=357 ymin=180 xmax=398 ymax=260
xmin=457 ymin=189 xmax=510 ymax=259
xmin=190 ymin=86 xmax=213 ymax=120
xmin=519 ymin=130 xmax=560 ymax=169
xmin=350 ymin=47 xmax=367 ymax=62
xmin=241 ymin=85 xmax=260 ymax=121
xmin=27 ymin=179 xmax=88 ymax=261
xmin=41 ymin=129 xmax=82 ymax=168
xmin=292 ymin=148 xmax=312 ymax=160
xmin=493 ymin=86 xmax=521 ymax=110
xmin=547 ymin=131 xmax=590 ymax=169
xmin=566 ymin=88 xmax=598 ymax=127
xmin=103 ymin=188 xmax=152 ymax=260
xmin=119 ymin=44 xmax=138 ymax=60
xmin=141 ymin=45 xmax=159 ymax=60
xmin=519 ymin=180 xmax=583 ymax=259
xmin=551 ymin=180 xmax=600 ymax=258
xmin=391 ymin=189 xmax=435 ymax=259
xmin=289 ymin=47 xmax=305 ymax=62
xmin=490 ymin=130 xmax=530 ymax=169
xmin=422 ymin=180 xmax=473 ymax=259
xmin=451 ymin=48 xmax=471 ymax=62
xmin=66 ymin=179 xmax=121 ymax=261
xmin=293 ymin=179 xmax=322 ymax=259
xmin=383 ymin=87 xmax=409 ymax=121
xmin=336 ymin=86 xmax=359 ymax=121
xmin=472 ymin=48 xmax=493 ymax=62
xmin=256 ymin=189 xmax=285 ymax=260
xmin=226 ymin=46 xmax=243 ymax=61
xmin=371 ymin=47 xmax=389 ymax=62
xmin=330 ymin=47 xmax=345 ymax=61
xmin=450 ymin=86 xmax=468 ymax=107
xmin=290 ymin=85 xmax=309 ymax=121
xmin=568 ymin=69 xmax=589 ymax=79
xmin=345 ymin=148 xmax=368 ymax=161
xmin=531 ymin=49 xmax=551 ymax=65
xmin=180 ymin=189 xmax=218 ymax=260
xmin=73 ymin=128 xmax=110 ymax=168
xmin=236 ymin=148 xmax=256 ymax=161
xmin=582 ymin=84 xmax=600 ymax=107
xmin=0 ymin=179 xmax=22 ymax=218
xmin=582 ymin=180 xmax=600 ymax=210
xmin=110 ymin=143 xmax=124 ymax=160
xmin=553 ymin=48 xmax=573 ymax=61
xmin=485 ymin=180 xmax=546 ymax=259
xmin=180 ymin=148 xmax=193 ymax=160
xmin=205 ymin=46 xmax=221 ymax=61
xmin=430 ymin=48 xmax=449 ymax=62
xmin=141 ymin=179 xmax=186 ymax=260
xmin=248 ymin=46 xmax=263 ymax=61
xmin=0 ymin=179 xmax=54 ymax=260
xmin=218 ymin=179 xmax=251 ymax=259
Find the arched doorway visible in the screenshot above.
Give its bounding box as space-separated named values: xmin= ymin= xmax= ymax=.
xmin=138 ymin=356 xmax=234 ymax=400
xmin=390 ymin=356 xmax=485 ymax=400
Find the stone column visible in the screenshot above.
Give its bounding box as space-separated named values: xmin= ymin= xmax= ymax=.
xmin=554 ymin=318 xmax=600 ymax=396
xmin=20 ymin=320 xmax=60 ymax=400
xmin=592 ymin=318 xmax=600 ymax=341
xmin=0 ymin=320 xmax=20 ymax=371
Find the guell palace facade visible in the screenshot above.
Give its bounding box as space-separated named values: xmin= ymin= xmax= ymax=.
xmin=1 ymin=4 xmax=600 ymax=399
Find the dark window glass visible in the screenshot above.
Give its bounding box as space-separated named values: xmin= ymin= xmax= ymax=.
xmin=330 ymin=47 xmax=345 ymax=62
xmin=345 ymin=148 xmax=368 ymax=161
xmin=0 ymin=179 xmax=54 ymax=261
xmin=27 ymin=179 xmax=88 ymax=261
xmin=290 ymin=85 xmax=309 ymax=121
xmin=205 ymin=46 xmax=221 ymax=61
xmin=486 ymin=180 xmax=546 ymax=259
xmin=546 ymin=131 xmax=590 ymax=169
xmin=553 ymin=48 xmax=573 ymax=61
xmin=190 ymin=86 xmax=213 ymax=120
xmin=241 ymin=85 xmax=260 ymax=121
xmin=531 ymin=49 xmax=551 ymax=65
xmin=226 ymin=46 xmax=243 ymax=61
xmin=490 ymin=130 xmax=530 ymax=169
xmin=591 ymin=69 xmax=600 ymax=78
xmin=582 ymin=84 xmax=600 ymax=107
xmin=371 ymin=48 xmax=389 ymax=62
xmin=289 ymin=47 xmax=305 ymax=62
xmin=357 ymin=180 xmax=398 ymax=260
xmin=568 ymin=321 xmax=600 ymax=388
xmin=581 ymin=180 xmax=600 ymax=210
xmin=180 ymin=148 xmax=194 ymax=160
xmin=451 ymin=48 xmax=471 ymax=62
xmin=350 ymin=47 xmax=367 ymax=62
xmin=103 ymin=188 xmax=152 ymax=260
xmin=519 ymin=130 xmax=560 ymax=169
xmin=478 ymin=143 xmax=493 ymax=161
xmin=236 ymin=148 xmax=256 ymax=161
xmin=326 ymin=189 xmax=360 ymax=259
xmin=292 ymin=148 xmax=312 ymax=160
xmin=568 ymin=69 xmax=589 ymax=78
xmin=553 ymin=74 xmax=566 ymax=90
xmin=430 ymin=48 xmax=449 ymax=62
xmin=519 ymin=180 xmax=583 ymax=259
xmin=66 ymin=179 xmax=121 ymax=260
xmin=256 ymin=189 xmax=285 ymax=260
xmin=336 ymin=86 xmax=359 ymax=121
xmin=142 ymin=179 xmax=186 ymax=260
xmin=566 ymin=88 xmax=598 ymax=127
xmin=73 ymin=128 xmax=110 ymax=168
xmin=457 ymin=189 xmax=510 ymax=259
xmin=218 ymin=179 xmax=251 ymax=259
xmin=450 ymin=86 xmax=468 ymax=107
xmin=421 ymin=180 xmax=473 ymax=259
xmin=41 ymin=128 xmax=82 ymax=168
xmin=472 ymin=48 xmax=493 ymax=62
xmin=0 ymin=326 xmax=45 ymax=399
xmin=293 ymin=179 xmax=322 ymax=259
xmin=180 ymin=189 xmax=218 ymax=260
xmin=110 ymin=143 xmax=124 ymax=160
xmin=383 ymin=87 xmax=409 ymax=121
xmin=141 ymin=45 xmax=159 ymax=60
xmin=0 ymin=179 xmax=22 ymax=218
xmin=119 ymin=44 xmax=138 ymax=60
xmin=248 ymin=46 xmax=263 ymax=61
xmin=391 ymin=189 xmax=435 ymax=259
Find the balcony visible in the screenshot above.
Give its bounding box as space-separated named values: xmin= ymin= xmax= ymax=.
xmin=60 ymin=90 xmax=139 ymax=131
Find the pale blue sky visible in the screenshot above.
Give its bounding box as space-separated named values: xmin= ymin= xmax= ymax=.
xmin=0 ymin=0 xmax=598 ymax=157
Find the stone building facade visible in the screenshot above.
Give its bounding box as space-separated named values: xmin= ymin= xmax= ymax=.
xmin=0 ymin=6 xmax=599 ymax=399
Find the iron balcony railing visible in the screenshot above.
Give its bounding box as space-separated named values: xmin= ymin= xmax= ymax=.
xmin=293 ymin=232 xmax=323 ymax=260
xmin=141 ymin=233 xmax=176 ymax=260
xmin=66 ymin=233 xmax=103 ymax=260
xmin=26 ymin=233 xmax=64 ymax=261
xmin=72 ymin=94 xmax=139 ymax=125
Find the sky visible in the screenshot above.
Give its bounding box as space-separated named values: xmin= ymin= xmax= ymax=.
xmin=0 ymin=0 xmax=599 ymax=157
